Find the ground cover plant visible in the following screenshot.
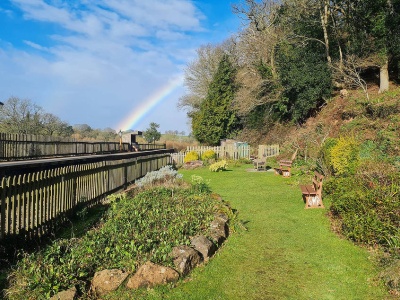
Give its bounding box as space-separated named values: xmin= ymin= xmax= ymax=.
xmin=5 ymin=170 xmax=221 ymax=299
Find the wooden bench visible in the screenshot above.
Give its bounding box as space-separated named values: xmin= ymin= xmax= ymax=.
xmin=300 ymin=171 xmax=325 ymax=209
xmin=273 ymin=160 xmax=293 ymax=177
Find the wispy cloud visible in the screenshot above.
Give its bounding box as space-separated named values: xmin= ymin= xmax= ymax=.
xmin=0 ymin=7 xmax=14 ymax=18
xmin=23 ymin=40 xmax=49 ymax=51
xmin=0 ymin=0 xmax=214 ymax=131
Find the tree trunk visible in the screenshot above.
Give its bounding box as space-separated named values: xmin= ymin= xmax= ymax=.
xmin=270 ymin=46 xmax=277 ymax=79
xmin=320 ymin=1 xmax=331 ymax=65
xmin=379 ymin=59 xmax=389 ymax=93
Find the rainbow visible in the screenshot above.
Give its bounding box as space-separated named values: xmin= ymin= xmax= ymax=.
xmin=116 ymin=76 xmax=184 ymax=131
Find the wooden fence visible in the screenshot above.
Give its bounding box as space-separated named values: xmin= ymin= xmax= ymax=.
xmin=0 ymin=133 xmax=166 ymax=160
xmin=138 ymin=143 xmax=166 ymax=151
xmin=186 ymin=145 xmax=251 ymax=160
xmin=0 ymin=149 xmax=173 ymax=241
xmin=170 ymin=153 xmax=186 ymax=165
xmin=258 ymin=144 xmax=280 ymax=158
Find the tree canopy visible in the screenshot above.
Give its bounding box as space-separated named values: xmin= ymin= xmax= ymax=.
xmin=144 ymin=122 xmax=162 ymax=143
xmin=192 ymin=55 xmax=241 ymax=145
xmin=180 ymin=0 xmax=400 ymax=143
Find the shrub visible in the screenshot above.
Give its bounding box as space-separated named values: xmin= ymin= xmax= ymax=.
xmin=320 ymin=137 xmax=338 ymax=174
xmin=135 ymin=165 xmax=183 ymax=188
xmin=326 ymin=174 xmax=400 ymax=249
xmin=184 ymin=151 xmax=199 ymax=163
xmin=209 ymin=160 xmax=228 ymax=172
xmin=330 ymin=136 xmax=359 ymax=176
xmin=201 ymin=150 xmax=217 ymax=161
xmin=321 ymin=136 xmax=359 ymax=176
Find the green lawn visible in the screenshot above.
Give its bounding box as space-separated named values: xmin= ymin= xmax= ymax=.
xmin=107 ymin=165 xmax=390 ymax=300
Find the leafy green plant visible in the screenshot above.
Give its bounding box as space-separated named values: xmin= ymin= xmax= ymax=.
xmin=326 ymin=174 xmax=400 ymax=249
xmin=191 ymin=175 xmax=211 ymax=193
xmin=184 ymin=151 xmax=199 ymax=163
xmin=6 ymin=185 xmax=220 ymax=299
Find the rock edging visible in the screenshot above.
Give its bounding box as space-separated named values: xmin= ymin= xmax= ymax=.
xmin=51 ymin=193 xmax=231 ymax=298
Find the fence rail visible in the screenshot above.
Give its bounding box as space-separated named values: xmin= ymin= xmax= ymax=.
xmin=138 ymin=144 xmax=166 ymax=151
xmin=0 ymin=149 xmax=173 ymax=241
xmin=0 ymin=133 xmax=166 ymax=160
xmin=186 ymin=145 xmax=251 ymax=160
xmin=258 ymin=144 xmax=280 ymax=158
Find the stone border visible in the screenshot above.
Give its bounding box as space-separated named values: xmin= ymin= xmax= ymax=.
xmin=51 ymin=193 xmax=230 ymax=299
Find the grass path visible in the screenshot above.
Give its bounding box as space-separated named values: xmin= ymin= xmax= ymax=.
xmin=108 ymin=165 xmax=389 ymax=300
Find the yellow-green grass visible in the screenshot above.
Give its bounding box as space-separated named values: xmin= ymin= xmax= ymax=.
xmin=106 ymin=165 xmax=390 ymax=300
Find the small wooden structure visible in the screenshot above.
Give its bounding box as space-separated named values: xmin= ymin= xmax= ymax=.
xmin=300 ymin=171 xmax=325 ymax=209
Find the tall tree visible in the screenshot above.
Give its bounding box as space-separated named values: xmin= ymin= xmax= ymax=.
xmin=344 ymin=0 xmax=400 ymax=92
xmin=192 ymin=55 xmax=241 ymax=145
xmin=144 ymin=122 xmax=161 ymax=144
xmin=178 ymin=38 xmax=238 ymax=115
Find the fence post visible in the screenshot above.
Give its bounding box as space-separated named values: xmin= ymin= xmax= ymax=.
xmin=71 ymin=177 xmax=77 ymax=215
xmin=123 ymin=164 xmax=127 ymax=189
xmin=1 ymin=176 xmax=5 ymax=239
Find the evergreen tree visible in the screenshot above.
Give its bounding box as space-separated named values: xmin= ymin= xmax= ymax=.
xmin=192 ymin=55 xmax=241 ymax=145
xmin=144 ymin=122 xmax=161 ymax=143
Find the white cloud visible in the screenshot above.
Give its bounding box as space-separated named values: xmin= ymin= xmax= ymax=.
xmin=0 ymin=0 xmax=211 ymax=132
xmin=23 ymin=40 xmax=49 ymax=51
xmin=0 ymin=8 xmax=14 ymax=18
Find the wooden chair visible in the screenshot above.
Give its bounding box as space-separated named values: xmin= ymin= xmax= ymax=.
xmin=300 ymin=171 xmax=325 ymax=209
xmin=253 ymin=155 xmax=267 ymax=171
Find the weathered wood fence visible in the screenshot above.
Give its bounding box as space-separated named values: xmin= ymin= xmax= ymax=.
xmin=0 ymin=133 xmax=166 ymax=160
xmin=170 ymin=153 xmax=186 ymax=165
xmin=258 ymin=144 xmax=280 ymax=158
xmin=138 ymin=143 xmax=166 ymax=151
xmin=0 ymin=149 xmax=173 ymax=241
xmin=186 ymin=145 xmax=251 ymax=160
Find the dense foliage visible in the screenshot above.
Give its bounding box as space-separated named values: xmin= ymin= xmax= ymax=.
xmin=276 ymin=44 xmax=333 ymax=123
xmin=192 ymin=55 xmax=241 ymax=145
xmin=0 ymin=97 xmax=73 ymax=136
xmin=184 ymin=150 xmax=199 ymax=162
xmin=144 ymin=122 xmax=162 ymax=144
xmin=181 ymin=0 xmax=400 ymax=143
xmin=201 ymin=150 xmax=217 ymax=161
xmin=321 ymin=137 xmax=360 ymax=176
xmin=7 ymin=183 xmax=219 ymax=299
xmin=325 ymin=174 xmax=400 ymax=249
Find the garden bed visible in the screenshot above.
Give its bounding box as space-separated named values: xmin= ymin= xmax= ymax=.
xmin=4 ymin=167 xmax=234 ymax=299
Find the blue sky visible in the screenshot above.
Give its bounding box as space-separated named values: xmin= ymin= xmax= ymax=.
xmin=0 ymin=0 xmax=240 ymax=133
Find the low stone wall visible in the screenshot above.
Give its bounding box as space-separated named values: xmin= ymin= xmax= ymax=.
xmin=50 ymin=193 xmax=232 ymax=299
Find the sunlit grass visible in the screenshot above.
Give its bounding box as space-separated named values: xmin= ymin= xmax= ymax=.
xmin=106 ymin=165 xmax=389 ymax=299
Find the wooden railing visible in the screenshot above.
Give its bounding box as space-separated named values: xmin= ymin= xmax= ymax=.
xmin=0 ymin=133 xmax=131 ymax=160
xmin=137 ymin=143 xmax=166 ymax=151
xmin=0 ymin=149 xmax=173 ymax=241
xmin=0 ymin=133 xmax=167 ymax=160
